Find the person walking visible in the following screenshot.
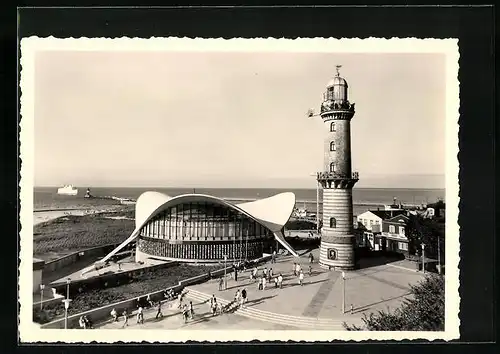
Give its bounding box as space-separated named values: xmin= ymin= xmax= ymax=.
xmin=272 ymin=250 xmax=277 ymax=263
xmin=182 ymin=304 xmax=189 ymax=323
xmin=137 ymin=306 xmax=144 ymax=324
xmin=258 ymin=277 xmax=263 ymax=291
xmin=241 ymin=288 xmax=247 ymax=308
xmin=309 ymin=265 xmax=313 ymax=276
xmin=189 ymin=301 xmax=195 ymax=319
xmin=299 ymin=270 xmax=304 ymax=286
xmin=79 ymin=316 xmax=86 ymax=329
xmin=211 ymin=299 xmax=218 ymax=316
xmin=156 ymin=301 xmax=163 ymax=319
xmin=84 ymin=315 xmax=93 ymax=329
xmin=253 ymin=267 xmax=258 ymax=282
xmin=268 ymin=268 xmax=273 ymax=281
xmin=210 ymin=295 xmax=217 ymax=316
xmin=309 ymin=253 xmax=314 ymax=264
xmin=278 ymin=273 xmax=283 ymax=289
xmin=122 ymin=309 xmax=129 ymax=328
xmin=146 ymin=294 xmax=154 ymax=308
xmin=296 ymin=262 xmax=301 ymax=276
xmin=234 ymin=289 xmax=241 ymax=308
xmin=263 ymin=267 xmax=268 ymax=279
xmin=219 ymin=277 xmax=224 ymax=291
xmin=262 ymin=276 xmax=267 ymax=291
xmin=110 ymin=308 xmax=118 ymax=322
xmin=178 ymin=294 xmax=184 ymax=310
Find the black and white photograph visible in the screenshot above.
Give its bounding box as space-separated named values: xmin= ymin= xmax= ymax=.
xmin=19 ymin=37 xmax=460 ymax=342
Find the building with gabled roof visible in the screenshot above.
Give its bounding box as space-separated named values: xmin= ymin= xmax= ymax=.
xmin=381 ymin=214 xmax=413 ymax=254
xmin=355 ymin=209 xmax=407 ymax=250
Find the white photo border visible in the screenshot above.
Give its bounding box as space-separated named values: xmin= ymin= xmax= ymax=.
xmin=19 ymin=37 xmax=460 ymax=342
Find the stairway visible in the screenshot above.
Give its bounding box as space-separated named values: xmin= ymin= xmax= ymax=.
xmin=185 ymin=288 xmax=355 ymax=330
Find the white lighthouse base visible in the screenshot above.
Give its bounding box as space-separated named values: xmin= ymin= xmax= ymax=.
xmin=318 ymin=238 xmax=356 ymax=271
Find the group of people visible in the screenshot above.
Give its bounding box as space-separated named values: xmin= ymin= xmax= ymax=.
xmin=181 ymin=301 xmax=195 ymax=323
xmin=78 ymin=315 xmax=93 ymax=329
xmin=250 ymin=266 xmax=274 ymax=282
xmin=210 ymin=294 xmax=222 ymax=316
xmin=233 ymin=288 xmax=247 ymax=309
xmin=293 ymin=262 xmax=312 ymax=286
xmin=110 ymin=306 xmax=143 ymax=328
xmin=248 ymin=259 xmax=314 ymax=290
xmin=108 ymin=289 xmax=188 ymax=328
xmin=103 ymin=252 xmax=318 ymax=329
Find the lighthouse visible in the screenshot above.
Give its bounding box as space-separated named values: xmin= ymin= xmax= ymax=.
xmin=314 ymin=66 xmax=358 ymax=270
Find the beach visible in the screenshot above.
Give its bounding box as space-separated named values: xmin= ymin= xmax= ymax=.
xmin=33 ymin=207 xmax=126 ymax=226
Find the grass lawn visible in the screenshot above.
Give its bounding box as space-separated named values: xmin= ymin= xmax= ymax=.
xmin=34 ymin=263 xmax=221 ymax=324
xmin=33 ymin=208 xmax=135 ymax=258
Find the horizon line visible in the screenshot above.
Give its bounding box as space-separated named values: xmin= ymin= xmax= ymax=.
xmin=34 ymin=185 xmax=446 ymax=191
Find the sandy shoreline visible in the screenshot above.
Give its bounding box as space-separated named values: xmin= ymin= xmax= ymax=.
xmin=33 ymin=207 xmax=122 ymax=226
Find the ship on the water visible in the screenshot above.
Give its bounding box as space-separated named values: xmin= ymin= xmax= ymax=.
xmin=57 ymin=185 xmax=78 ymax=196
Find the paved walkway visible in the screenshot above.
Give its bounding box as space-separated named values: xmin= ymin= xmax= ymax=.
xmin=96 ymin=298 xmax=296 ymax=330
xmin=186 ymin=249 xmax=425 ymax=327
xmin=95 ymin=249 xmax=424 ymax=331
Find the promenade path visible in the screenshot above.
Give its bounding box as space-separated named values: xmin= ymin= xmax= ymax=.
xmin=96 ymin=299 xmax=297 ymax=330
xmin=185 ymin=248 xmax=424 ymax=329
xmin=98 ymin=249 xmax=424 ymax=331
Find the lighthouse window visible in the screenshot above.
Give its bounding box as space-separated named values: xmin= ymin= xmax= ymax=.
xmin=330 ymin=122 xmax=336 ymax=132
xmin=330 ymin=217 xmax=337 ymax=228
xmin=330 ymin=141 xmax=336 ymax=151
xmin=330 ymin=163 xmax=336 ymax=173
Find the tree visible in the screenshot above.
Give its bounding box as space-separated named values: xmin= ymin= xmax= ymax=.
xmin=344 ymin=274 xmax=445 ymax=331
xmin=406 ymin=214 xmax=445 ymax=262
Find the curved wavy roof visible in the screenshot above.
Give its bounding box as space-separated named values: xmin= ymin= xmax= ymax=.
xmin=94 ymin=191 xmax=299 ymax=267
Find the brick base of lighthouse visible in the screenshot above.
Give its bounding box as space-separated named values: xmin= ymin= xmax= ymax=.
xmin=318 ymin=188 xmax=356 ymax=270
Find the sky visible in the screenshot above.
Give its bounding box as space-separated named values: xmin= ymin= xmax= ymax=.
xmin=34 ymin=50 xmax=446 ymax=189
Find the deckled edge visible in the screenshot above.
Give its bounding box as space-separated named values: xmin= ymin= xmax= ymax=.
xmin=18 ymin=36 xmax=460 ymax=343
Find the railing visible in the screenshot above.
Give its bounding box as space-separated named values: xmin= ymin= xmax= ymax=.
xmin=316 ymin=171 xmax=359 ymax=180
xmin=381 ymin=231 xmax=408 ymax=240
xmin=320 ymin=101 xmax=355 ymax=113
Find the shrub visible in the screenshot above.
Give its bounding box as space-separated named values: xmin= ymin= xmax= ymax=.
xmin=344 ymin=274 xmax=445 ymax=331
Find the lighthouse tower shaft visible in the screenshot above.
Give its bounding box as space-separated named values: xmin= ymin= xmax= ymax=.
xmin=316 ymin=70 xmax=358 ymax=270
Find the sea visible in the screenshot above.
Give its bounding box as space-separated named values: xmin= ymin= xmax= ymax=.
xmin=34 ymin=187 xmax=445 ymax=218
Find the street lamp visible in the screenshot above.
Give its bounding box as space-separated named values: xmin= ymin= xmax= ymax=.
xmin=66 ymin=278 xmax=71 ymax=300
xmin=223 ymin=254 xmax=227 ymax=290
xmin=341 ymin=271 xmax=346 ymax=314
xmin=62 ymin=298 xmax=72 ymax=329
xmin=421 ymin=243 xmax=426 ymax=274
xmin=39 ymin=284 xmax=45 ymax=311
